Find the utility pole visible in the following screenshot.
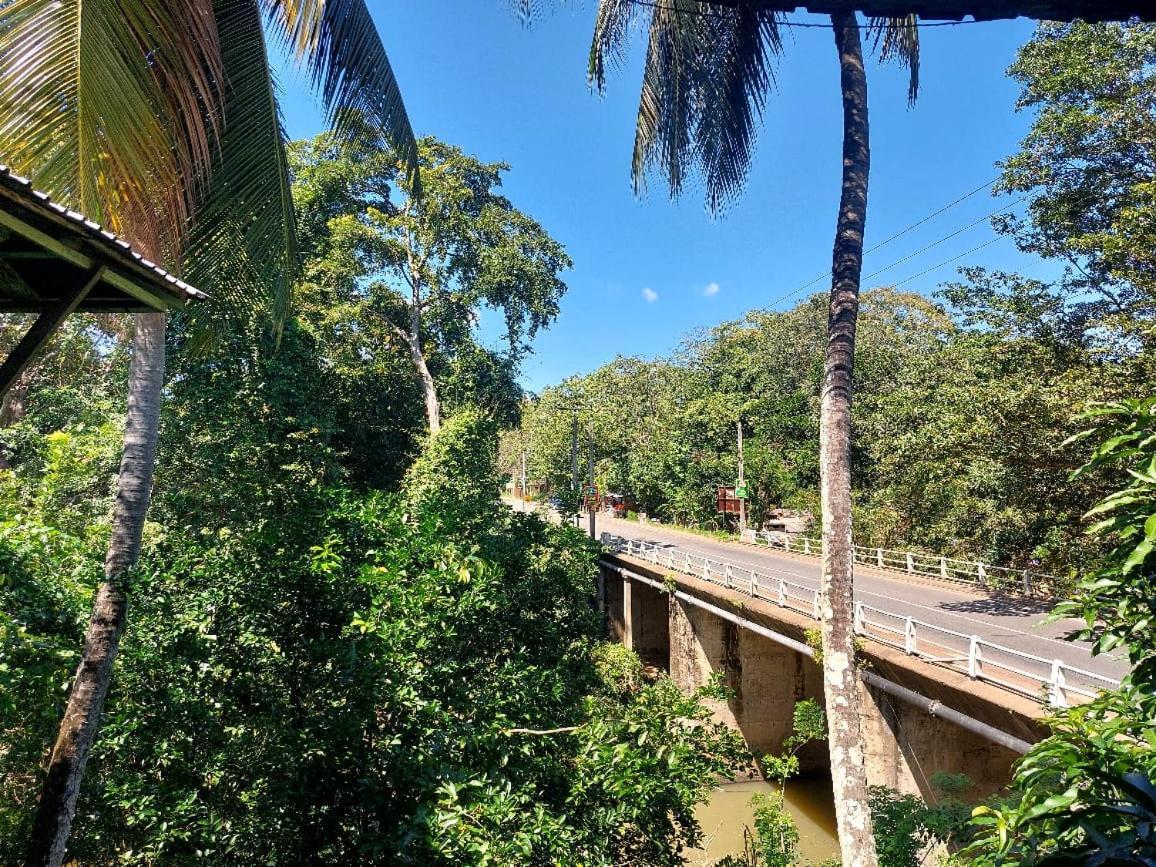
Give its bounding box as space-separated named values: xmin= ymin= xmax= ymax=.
xmin=520 ymin=447 xmax=528 ymax=513
xmin=570 ymin=410 xmax=580 ymax=526
xmin=587 ymin=420 xmax=596 ymax=539
xmin=737 ymin=419 xmax=747 ymax=537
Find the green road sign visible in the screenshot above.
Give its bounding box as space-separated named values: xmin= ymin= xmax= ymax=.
xmin=735 ymin=483 xmax=749 ymax=499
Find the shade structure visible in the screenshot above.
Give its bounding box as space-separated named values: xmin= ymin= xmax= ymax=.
xmin=695 ymin=1 xmax=1156 ymax=22
xmin=0 ymin=166 xmax=204 ymax=399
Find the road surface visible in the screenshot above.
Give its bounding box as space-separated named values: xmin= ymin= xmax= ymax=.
xmin=524 ymin=502 xmax=1128 ymax=686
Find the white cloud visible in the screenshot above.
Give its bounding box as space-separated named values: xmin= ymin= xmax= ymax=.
xmin=702 ymin=282 xmax=720 ymax=297
xmin=641 ymin=287 xmax=659 ymax=303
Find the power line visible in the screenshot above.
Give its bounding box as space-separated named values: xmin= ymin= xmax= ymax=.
xmin=863 ymin=178 xmax=999 ymax=258
xmin=860 ymin=198 xmax=1023 ymax=283
xmin=769 ymin=177 xmax=1002 ymax=308
xmin=891 ymin=235 xmax=1003 ymax=287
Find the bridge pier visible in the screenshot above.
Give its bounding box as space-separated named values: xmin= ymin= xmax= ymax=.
xmin=602 ymin=559 xmax=1026 ymax=801
xmin=669 ymin=597 xmax=827 ymax=771
xmin=859 ymin=682 xmax=1020 ymax=800
xmin=627 ymin=578 xmax=671 ymax=670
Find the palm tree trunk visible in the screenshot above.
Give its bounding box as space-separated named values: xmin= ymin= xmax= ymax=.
xmin=818 ymin=11 xmax=877 ymax=867
xmin=26 ymin=311 xmax=167 ymax=867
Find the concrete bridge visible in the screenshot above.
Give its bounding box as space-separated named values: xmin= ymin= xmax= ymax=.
xmin=596 ymin=523 xmax=1126 ymax=801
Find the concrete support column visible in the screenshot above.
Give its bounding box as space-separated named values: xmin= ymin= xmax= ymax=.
xmin=858 ymin=681 xmax=1019 ymax=800
xmin=859 ymin=681 xmax=904 ymax=791
xmin=669 ymin=596 xmax=822 ymax=765
xmin=670 ymin=597 xmax=740 ymax=730
xmin=604 ymin=566 xmax=626 ymax=643
xmin=627 ymin=580 xmax=670 ymax=669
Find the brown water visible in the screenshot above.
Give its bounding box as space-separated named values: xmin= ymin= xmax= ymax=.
xmin=688 ymin=777 xmax=840 ymax=865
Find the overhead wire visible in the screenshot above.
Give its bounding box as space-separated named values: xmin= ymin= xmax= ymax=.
xmin=767 ymin=177 xmax=1011 ymax=308
xmin=890 ymin=235 xmax=1004 ymax=287
xmin=860 ymin=197 xmax=1024 ymax=283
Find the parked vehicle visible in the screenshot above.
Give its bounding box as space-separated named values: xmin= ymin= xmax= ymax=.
xmin=602 ymin=493 xmax=629 ymax=518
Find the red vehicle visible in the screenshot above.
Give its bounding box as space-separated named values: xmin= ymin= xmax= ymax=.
xmin=603 ymin=493 xmax=628 ymax=518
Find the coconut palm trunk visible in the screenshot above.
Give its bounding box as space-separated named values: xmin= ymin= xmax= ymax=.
xmin=26 ymin=311 xmax=166 ymax=867
xmin=817 ymin=12 xmax=877 ymax=867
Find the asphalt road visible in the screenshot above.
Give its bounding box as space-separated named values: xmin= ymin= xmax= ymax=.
xmin=563 ymin=508 xmax=1129 ymax=687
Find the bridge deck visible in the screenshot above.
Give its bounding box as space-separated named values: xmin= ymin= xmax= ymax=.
xmin=596 ymin=513 xmax=1128 ymax=686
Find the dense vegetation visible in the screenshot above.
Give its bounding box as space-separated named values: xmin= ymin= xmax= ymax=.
xmin=1 ymin=15 xmax=1154 ymax=867
xmin=509 ymin=283 xmax=1139 ymax=575
xmin=508 ymin=21 xmax=1156 ymax=578
xmin=0 ymin=131 xmax=755 ymax=864
xmin=0 ymin=307 xmax=755 ymax=866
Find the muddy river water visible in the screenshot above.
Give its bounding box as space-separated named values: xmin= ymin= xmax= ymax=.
xmin=688 ymin=777 xmax=839 ymax=865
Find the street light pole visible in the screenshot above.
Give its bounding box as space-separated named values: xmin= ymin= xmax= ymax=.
xmin=737 ymin=419 xmax=747 ymax=537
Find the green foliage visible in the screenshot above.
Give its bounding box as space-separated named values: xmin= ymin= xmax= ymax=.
xmin=747 ymin=793 xmax=800 ymax=867
xmin=510 ymin=288 xmax=1134 ymax=576
xmin=289 ymin=131 xmax=569 ymax=426
xmin=762 ymin=700 xmax=826 ymax=788
xmin=1054 ymin=398 xmax=1156 ymax=677
xmin=0 ymin=387 xmax=748 ymax=865
xmin=967 ymin=399 xmax=1156 ymax=865
xmin=997 ymin=21 xmax=1156 ymax=336
xmin=404 ymin=410 xmax=502 ymax=530
xmin=870 ymin=780 xmax=972 ymax=867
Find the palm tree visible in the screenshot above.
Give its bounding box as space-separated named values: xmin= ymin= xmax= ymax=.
xmin=587 ymin=3 xmax=918 ymax=864
xmin=0 ymin=3 xmax=416 ymax=864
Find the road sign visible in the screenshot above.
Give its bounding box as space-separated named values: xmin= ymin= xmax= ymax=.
xmin=717 ymin=486 xmax=741 ymax=515
xmin=735 ymin=483 xmax=749 ymax=499
xmin=585 ymin=485 xmax=597 ymax=497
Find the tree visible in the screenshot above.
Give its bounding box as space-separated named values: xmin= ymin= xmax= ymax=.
xmin=0 ymin=394 xmax=751 ymax=863
xmin=995 ymin=21 xmax=1156 ymax=339
xmin=584 ymin=6 xmax=917 ymax=863
xmin=0 ymin=2 xmax=418 ymax=862
xmin=969 ymin=399 xmax=1156 ymax=865
xmin=291 ymin=131 xmax=570 ymax=433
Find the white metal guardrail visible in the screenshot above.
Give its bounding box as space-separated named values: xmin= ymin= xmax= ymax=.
xmin=750 ymin=530 xmax=1068 ymax=597
xmin=602 ymin=533 xmax=1119 ymax=708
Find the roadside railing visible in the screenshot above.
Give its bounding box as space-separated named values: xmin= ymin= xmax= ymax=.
xmin=602 ymin=534 xmax=1119 ymax=708
xmin=750 ymin=530 xmax=1069 ymax=597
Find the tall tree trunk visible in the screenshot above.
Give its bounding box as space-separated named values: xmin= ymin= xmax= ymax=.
xmin=403 ymin=307 xmax=440 ymax=434
xmin=819 ymin=12 xmax=877 ymax=867
xmin=26 ymin=311 xmax=167 ymax=867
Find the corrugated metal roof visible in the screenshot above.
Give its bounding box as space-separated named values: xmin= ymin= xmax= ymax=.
xmin=0 ymin=165 xmax=206 ymax=302
xmin=697 ymin=1 xmax=1156 ymax=22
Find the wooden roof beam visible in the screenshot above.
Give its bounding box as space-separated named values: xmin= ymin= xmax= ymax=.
xmin=0 ymin=267 xmax=105 ymax=401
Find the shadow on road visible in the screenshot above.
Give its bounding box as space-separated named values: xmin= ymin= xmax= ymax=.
xmin=939 ymin=594 xmax=1055 ymax=618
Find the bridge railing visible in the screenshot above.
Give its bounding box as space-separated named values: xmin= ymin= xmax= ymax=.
xmin=603 ymin=534 xmax=1119 ymax=708
xmin=750 ymin=530 xmax=1069 ymax=597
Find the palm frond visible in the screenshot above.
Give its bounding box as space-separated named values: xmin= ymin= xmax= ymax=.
xmin=592 ymin=0 xmax=782 ymax=211
xmin=589 ymin=0 xmax=640 ymax=95
xmin=867 ymin=14 xmax=920 ymax=105
xmin=632 ymin=1 xmax=703 ymax=198
xmin=0 ymin=0 xmax=223 ymax=256
xmin=693 ymin=3 xmax=783 ymax=213
xmin=266 ymin=0 xmax=418 ymax=190
xmin=186 ymin=0 xmax=299 ymax=329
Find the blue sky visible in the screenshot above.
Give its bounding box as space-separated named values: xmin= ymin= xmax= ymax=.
xmin=277 ymin=4 xmax=1047 ymax=392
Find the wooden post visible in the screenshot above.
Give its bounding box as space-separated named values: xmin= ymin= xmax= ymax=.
xmin=0 ymin=268 xmax=104 ymax=400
